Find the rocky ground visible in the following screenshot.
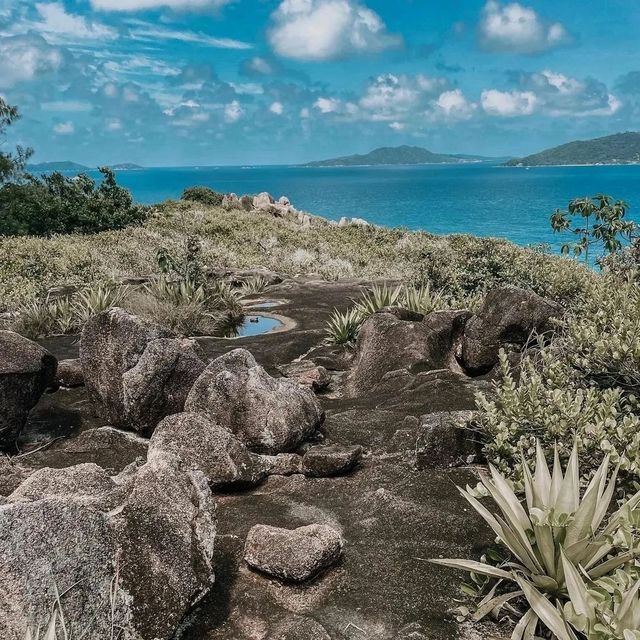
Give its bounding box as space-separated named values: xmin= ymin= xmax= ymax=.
xmin=0 ymin=275 xmax=561 ymax=640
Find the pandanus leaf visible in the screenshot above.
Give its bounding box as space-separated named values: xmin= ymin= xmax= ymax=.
xmin=428 ymin=558 xmax=512 ymax=580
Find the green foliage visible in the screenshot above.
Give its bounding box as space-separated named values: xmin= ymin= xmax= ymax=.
xmin=551 ymin=194 xmax=636 ymax=264
xmin=11 ymin=284 xmax=128 ymax=338
xmin=0 ymin=168 xmax=145 ymax=237
xmin=0 ymin=98 xmax=32 ymax=185
xmin=156 ymin=236 xmax=206 ymax=287
xmin=325 ymin=307 xmax=361 ymax=345
xmin=478 ymin=274 xmax=640 ymax=488
xmin=431 ymin=442 xmax=640 ymax=640
xmin=181 ymin=186 xmax=224 ymax=206
xmin=325 ymin=282 xmax=450 ymax=345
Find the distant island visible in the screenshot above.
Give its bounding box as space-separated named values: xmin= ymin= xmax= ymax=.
xmin=303 ymin=145 xmax=498 ymax=167
xmin=504 ymin=132 xmax=640 ymax=167
xmin=27 ymin=161 xmax=145 ymax=172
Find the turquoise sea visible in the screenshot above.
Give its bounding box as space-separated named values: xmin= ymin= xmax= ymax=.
xmin=94 ymin=163 xmax=640 ymax=252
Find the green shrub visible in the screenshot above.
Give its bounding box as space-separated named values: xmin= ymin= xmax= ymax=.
xmin=0 ymin=168 xmax=145 ymax=237
xmin=325 ymin=307 xmax=361 ymax=345
xmin=477 ymin=350 xmax=640 ymax=488
xmin=181 ymin=186 xmax=224 ymax=207
xmin=432 ymin=442 xmax=640 ymax=640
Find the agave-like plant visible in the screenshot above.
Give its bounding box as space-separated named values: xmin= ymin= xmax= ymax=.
xmin=238 ymin=275 xmax=269 ymax=298
xmin=73 ymin=284 xmax=129 ymax=325
xmin=401 ymin=283 xmax=446 ymax=316
xmin=352 ymin=283 xmax=403 ymax=319
xmin=325 ymin=307 xmax=361 ymax=345
xmin=431 ymin=442 xmax=640 ymax=640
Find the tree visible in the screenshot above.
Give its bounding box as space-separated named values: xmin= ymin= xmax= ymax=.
xmin=0 ymin=98 xmax=32 ymax=184
xmin=550 ymin=194 xmax=636 ymax=265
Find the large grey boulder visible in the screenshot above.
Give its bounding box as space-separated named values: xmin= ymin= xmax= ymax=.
xmin=55 ymin=358 xmax=84 ymax=388
xmin=149 ymin=412 xmax=267 ymax=490
xmin=302 ymin=444 xmax=363 ymax=477
xmin=415 ymin=411 xmax=478 ymax=469
xmin=0 ymin=453 xmax=216 ymax=640
xmin=185 ymin=349 xmax=323 ymax=454
xmin=0 ymin=331 xmax=57 ymax=450
xmin=80 ymin=308 xmax=206 ymax=436
xmin=461 ymin=288 xmax=563 ymax=374
xmin=244 ymin=524 xmax=343 ymax=583
xmin=348 ymin=309 xmax=470 ymax=395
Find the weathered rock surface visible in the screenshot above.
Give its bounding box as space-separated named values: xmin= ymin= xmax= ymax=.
xmin=348 ymin=310 xmax=470 ymax=395
xmin=81 ymin=308 xmax=206 ymax=436
xmin=0 ymin=457 xmax=31 ymax=497
xmin=0 ymin=453 xmax=216 ymax=640
xmin=302 ymin=444 xmax=363 ymax=477
xmin=0 ymin=331 xmax=57 ymax=450
xmin=279 ymin=359 xmax=331 ymax=392
xmin=55 ymin=358 xmax=84 ymax=388
xmin=269 ymin=616 xmax=331 ymax=640
xmin=149 ymin=412 xmax=267 ymax=490
xmin=24 ymin=426 xmax=148 ymax=474
xmin=260 ymin=453 xmax=302 ymax=476
xmin=415 ymin=411 xmax=479 ymax=469
xmin=186 ymin=349 xmax=323 ymax=454
xmin=461 ymin=287 xmax=562 ymax=374
xmin=244 ymin=524 xmax=343 ymax=583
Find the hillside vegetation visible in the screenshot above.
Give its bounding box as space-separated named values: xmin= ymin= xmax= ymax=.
xmin=504 ymin=131 xmax=640 ymax=166
xmin=304 ymin=145 xmax=487 ymax=167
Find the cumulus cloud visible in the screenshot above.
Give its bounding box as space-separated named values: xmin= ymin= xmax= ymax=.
xmin=517 ymin=70 xmax=620 ymax=117
xmin=53 ymin=121 xmax=74 ymax=134
xmin=269 ymin=101 xmax=284 ymax=115
xmin=91 ymin=0 xmax=232 ymax=12
xmin=0 ymin=34 xmax=63 ymax=88
xmin=481 ymin=89 xmax=537 ymax=116
xmin=433 ymin=89 xmax=477 ymax=120
xmin=224 ymin=100 xmax=243 ymax=122
xmin=479 ymin=1 xmax=570 ymax=54
xmin=268 ymin=0 xmax=401 ymax=61
xmin=314 ymin=97 xmax=341 ymax=113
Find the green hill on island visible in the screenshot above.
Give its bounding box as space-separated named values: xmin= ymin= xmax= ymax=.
xmin=27 ymin=161 xmax=144 ymax=172
xmin=304 ymin=145 xmax=493 ymax=167
xmin=504 ymin=132 xmax=640 ymax=166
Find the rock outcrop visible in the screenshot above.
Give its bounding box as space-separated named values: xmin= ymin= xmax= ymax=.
xmin=185 ymin=349 xmax=323 ymax=454
xmin=81 ymin=308 xmax=206 ymax=436
xmin=349 ymin=309 xmax=470 ymax=395
xmin=149 ymin=412 xmax=267 ymax=490
xmin=55 ymin=358 xmax=84 ymax=388
xmin=461 ymin=287 xmax=563 ymax=374
xmin=302 ymin=444 xmax=363 ymax=477
xmin=0 ymin=453 xmax=216 ymax=640
xmin=414 ymin=411 xmax=478 ymax=469
xmin=0 ymin=331 xmax=57 ymax=450
xmin=244 ymin=524 xmax=343 ymax=582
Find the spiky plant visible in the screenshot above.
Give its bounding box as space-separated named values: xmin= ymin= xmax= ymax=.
xmin=73 ymin=284 xmax=129 ymax=325
xmin=431 ymin=442 xmax=640 ymax=640
xmin=401 ymin=283 xmax=446 ymax=315
xmin=325 ymin=307 xmax=361 ymax=345
xmin=352 ymin=283 xmax=403 ymax=319
xmin=238 ymin=275 xmax=269 ymax=298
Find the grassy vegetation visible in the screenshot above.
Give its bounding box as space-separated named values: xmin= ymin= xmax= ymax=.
xmin=0 ymin=199 xmax=596 ymax=314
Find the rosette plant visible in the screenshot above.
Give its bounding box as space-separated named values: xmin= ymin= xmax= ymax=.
xmin=431 ymin=442 xmax=640 ymax=639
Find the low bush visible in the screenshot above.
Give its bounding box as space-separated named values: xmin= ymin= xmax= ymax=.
xmin=181 ymin=186 xmax=224 ymax=207
xmin=0 ymin=168 xmax=146 ymax=237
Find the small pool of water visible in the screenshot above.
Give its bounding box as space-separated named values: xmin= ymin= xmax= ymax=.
xmin=243 ymin=299 xmax=286 ymax=310
xmin=225 ymin=314 xmax=283 ymax=338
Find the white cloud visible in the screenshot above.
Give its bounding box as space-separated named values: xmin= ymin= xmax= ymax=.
xmin=53 ymin=121 xmax=74 ymax=134
xmin=270 ymin=101 xmax=284 ymax=115
xmin=481 ymin=89 xmax=538 ymax=116
xmin=268 ymin=0 xmax=401 ymax=61
xmin=389 ymin=121 xmax=405 ymax=131
xmin=106 ymin=118 xmax=122 ymax=130
xmin=0 ymin=34 xmax=63 ymax=88
xmin=245 ymin=57 xmax=274 ymax=75
xmin=433 ymin=89 xmax=476 ymax=120
xmin=91 ymin=0 xmax=232 ymax=11
xmin=314 ymin=97 xmax=341 ymax=113
xmin=479 ymin=1 xmax=570 ymax=54
xmin=224 ymin=100 xmax=243 ymax=122
xmin=32 ymin=3 xmax=117 ymax=42
xmin=128 ymin=23 xmax=251 ymax=49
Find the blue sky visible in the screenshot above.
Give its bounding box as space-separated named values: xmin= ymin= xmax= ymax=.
xmin=1 ymin=0 xmax=638 ymax=166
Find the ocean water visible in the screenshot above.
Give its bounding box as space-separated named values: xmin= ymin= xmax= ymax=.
xmin=95 ymin=163 xmax=640 ymax=251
